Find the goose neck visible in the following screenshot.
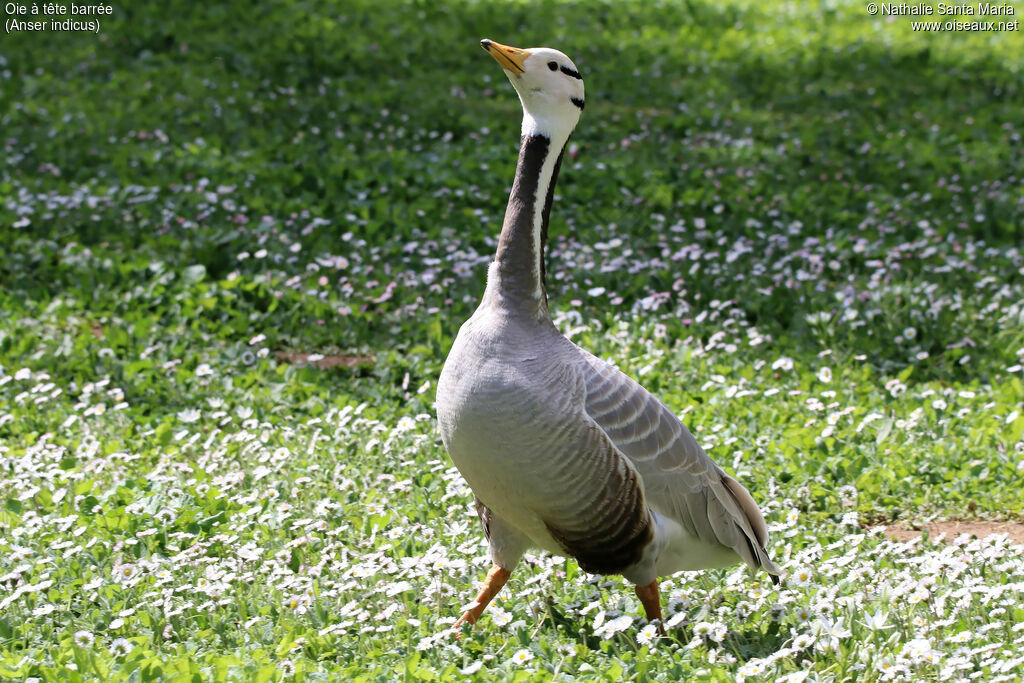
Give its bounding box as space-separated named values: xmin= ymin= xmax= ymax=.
xmin=484 ymin=130 xmax=568 ymax=316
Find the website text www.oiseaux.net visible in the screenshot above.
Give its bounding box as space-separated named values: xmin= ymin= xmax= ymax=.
xmin=865 ymin=2 xmax=1020 ymax=32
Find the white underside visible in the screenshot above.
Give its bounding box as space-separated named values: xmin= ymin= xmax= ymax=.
xmin=651 ymin=510 xmax=742 ymax=576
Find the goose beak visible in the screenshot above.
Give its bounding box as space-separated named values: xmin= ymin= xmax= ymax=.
xmin=480 ymin=39 xmax=530 ymax=74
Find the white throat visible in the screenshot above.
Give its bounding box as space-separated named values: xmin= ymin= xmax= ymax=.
xmin=521 ymin=110 xmax=577 ymax=149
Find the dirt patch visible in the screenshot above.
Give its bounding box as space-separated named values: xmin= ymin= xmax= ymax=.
xmin=275 ymin=352 xmax=374 ymax=369
xmin=877 ymin=520 xmax=1024 ymax=545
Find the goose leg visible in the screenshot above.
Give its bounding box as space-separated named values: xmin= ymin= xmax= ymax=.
xmin=454 ymin=564 xmax=512 ymax=630
xmin=635 ymin=579 xmax=664 ymax=633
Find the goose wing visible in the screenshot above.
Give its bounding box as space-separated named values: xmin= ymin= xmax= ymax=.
xmin=574 ymin=346 xmax=780 ymax=577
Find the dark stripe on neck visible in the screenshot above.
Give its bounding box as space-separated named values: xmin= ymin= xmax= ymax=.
xmin=494 ymin=133 xmax=552 ymax=305
xmin=570 ymin=97 xmax=585 ymax=110
xmin=560 ymin=66 xmax=582 ymax=80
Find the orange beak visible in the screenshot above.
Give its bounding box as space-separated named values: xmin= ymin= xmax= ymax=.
xmin=480 ymin=39 xmax=530 ymax=74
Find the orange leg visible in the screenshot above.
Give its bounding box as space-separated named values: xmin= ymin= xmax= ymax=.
xmin=454 ymin=564 xmax=512 ymax=631
xmin=635 ymin=579 xmax=664 ymax=633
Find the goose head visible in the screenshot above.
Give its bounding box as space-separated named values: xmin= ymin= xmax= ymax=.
xmin=481 ymin=39 xmax=585 ymax=142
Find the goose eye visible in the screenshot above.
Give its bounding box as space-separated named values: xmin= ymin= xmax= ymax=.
xmin=547 ymin=61 xmax=558 ymax=71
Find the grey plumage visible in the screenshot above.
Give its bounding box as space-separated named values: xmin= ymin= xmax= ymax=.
xmin=437 ymin=40 xmax=779 ymax=630
xmin=438 ymin=310 xmax=780 ymax=587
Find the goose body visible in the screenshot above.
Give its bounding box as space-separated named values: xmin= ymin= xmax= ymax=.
xmin=436 ymin=39 xmax=779 ymax=630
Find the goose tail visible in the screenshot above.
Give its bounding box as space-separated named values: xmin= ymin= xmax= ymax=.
xmin=720 ymin=474 xmax=782 ymax=581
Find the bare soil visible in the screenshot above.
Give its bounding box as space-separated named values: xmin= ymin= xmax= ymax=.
xmin=877 ymin=520 xmax=1024 ymax=545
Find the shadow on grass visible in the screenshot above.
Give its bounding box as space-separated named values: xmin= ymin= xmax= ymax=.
xmin=2 ymin=0 xmax=1020 ymax=367
xmin=544 ymin=595 xmax=790 ymax=661
xmin=3 ymin=0 xmax=1020 ymax=212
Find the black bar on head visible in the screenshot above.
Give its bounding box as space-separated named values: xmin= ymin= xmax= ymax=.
xmin=560 ymin=66 xmax=583 ymax=80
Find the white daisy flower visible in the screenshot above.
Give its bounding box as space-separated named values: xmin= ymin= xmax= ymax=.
xmin=636 ymin=623 xmax=660 ymax=645
xmin=109 ymin=638 xmax=132 ymax=657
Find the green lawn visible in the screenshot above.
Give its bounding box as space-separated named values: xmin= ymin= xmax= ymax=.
xmin=1 ymin=0 xmax=1022 ymax=680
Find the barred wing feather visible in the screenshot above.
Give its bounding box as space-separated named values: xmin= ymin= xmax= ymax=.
xmin=577 ymin=349 xmax=780 ymax=578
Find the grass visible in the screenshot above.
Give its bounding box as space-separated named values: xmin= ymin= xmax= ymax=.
xmin=1 ymin=0 xmax=1023 ymax=680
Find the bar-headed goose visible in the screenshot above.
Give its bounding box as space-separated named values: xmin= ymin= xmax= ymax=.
xmin=436 ymin=39 xmax=780 ymax=632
